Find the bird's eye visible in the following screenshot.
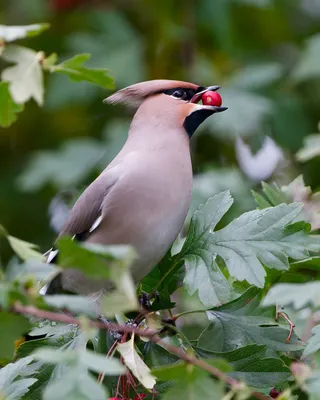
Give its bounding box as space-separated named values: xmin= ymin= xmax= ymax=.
xmin=172 ymin=89 xmax=186 ymax=99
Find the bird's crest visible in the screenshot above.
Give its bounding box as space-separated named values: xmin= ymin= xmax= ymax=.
xmin=104 ymin=79 xmax=199 ymax=108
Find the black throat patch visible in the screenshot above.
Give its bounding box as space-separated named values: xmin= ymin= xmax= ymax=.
xmin=183 ymin=109 xmax=214 ymax=138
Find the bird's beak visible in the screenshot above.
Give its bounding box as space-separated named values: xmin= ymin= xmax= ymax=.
xmin=190 ymin=85 xmax=227 ymax=113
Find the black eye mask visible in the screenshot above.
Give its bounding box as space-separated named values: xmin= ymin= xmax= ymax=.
xmin=155 ymin=86 xmax=206 ymax=101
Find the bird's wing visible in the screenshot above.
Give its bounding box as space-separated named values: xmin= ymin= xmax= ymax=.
xmin=60 ymin=169 xmax=120 ymax=239
xmin=45 ymin=168 xmax=120 ymax=266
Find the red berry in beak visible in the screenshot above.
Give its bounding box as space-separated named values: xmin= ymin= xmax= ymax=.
xmin=201 ymin=91 xmax=222 ymax=107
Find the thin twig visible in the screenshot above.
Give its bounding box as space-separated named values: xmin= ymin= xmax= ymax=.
xmin=12 ymin=302 xmax=269 ymax=400
xmin=12 ymin=303 xmax=158 ymax=337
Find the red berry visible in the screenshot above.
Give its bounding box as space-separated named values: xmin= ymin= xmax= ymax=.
xmin=269 ymin=388 xmax=280 ymax=398
xmin=201 ymin=91 xmax=222 ymax=107
xmin=134 ymin=395 xmax=147 ymax=400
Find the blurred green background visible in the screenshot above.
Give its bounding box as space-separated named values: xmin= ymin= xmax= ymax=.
xmin=1 ymin=0 xmax=320 ymax=259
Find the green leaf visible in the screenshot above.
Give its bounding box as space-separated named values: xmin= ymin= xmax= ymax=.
xmin=43 ymin=366 xmax=107 ymax=400
xmin=66 ymin=11 xmax=145 ymax=86
xmin=263 ymin=282 xmax=320 ymax=310
xmin=180 ymin=191 xmax=319 ymax=294
xmin=0 ymin=282 xmax=11 ymax=309
xmin=42 ymin=53 xmax=58 ymax=69
xmin=17 ymin=324 xmax=81 ymax=400
xmin=212 ymin=201 xmax=315 ymax=287
xmin=18 ymin=260 xmax=58 ymax=281
xmin=296 ymin=134 xmax=320 ymax=162
xmin=78 ymin=349 xmax=125 ymax=375
xmin=0 ymin=82 xmax=24 ymax=127
xmin=7 ymin=235 xmax=44 ymax=261
xmin=152 ymin=362 xmax=198 ymax=381
xmin=57 ymin=238 xmax=138 ymax=314
xmin=56 ymin=237 xmax=117 ymax=279
xmin=181 ymin=191 xmax=234 ymax=307
xmin=197 ymin=343 xmax=291 ymax=387
xmin=260 ymin=182 xmax=288 ymax=206
xmin=33 ymin=347 xmax=77 ymax=365
xmin=232 ymin=358 xmax=290 ymax=388
xmin=198 ymin=287 xmax=303 ymax=353
xmin=0 ymin=312 xmax=31 ymax=360
xmin=51 ymin=54 xmax=114 ymax=88
xmin=152 ymin=360 xmax=226 ymax=399
xmin=291 ymin=34 xmax=320 ymax=82
xmin=141 ymin=342 xmax=179 ymax=369
xmin=0 ymin=356 xmax=37 ymax=400
xmin=100 ymin=268 xmax=139 ymax=316
xmin=117 ymin=335 xmax=156 ymax=390
xmin=44 ymin=295 xmax=98 ymax=318
xmin=163 ymin=376 xmax=225 ymax=400
xmin=304 ymin=326 xmax=320 ymax=357
xmin=251 ymin=190 xmax=272 ymax=209
xmin=1 ymin=45 xmax=44 ymax=105
xmin=254 ymin=176 xmax=320 ymax=230
xmin=34 ymin=347 xmax=125 ymax=375
xmin=0 ymin=23 xmax=49 ymax=42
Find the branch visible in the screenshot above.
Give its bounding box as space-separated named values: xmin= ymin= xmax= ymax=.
xmin=12 ymin=302 xmax=269 ymax=400
xmin=13 ymin=303 xmax=157 ymax=336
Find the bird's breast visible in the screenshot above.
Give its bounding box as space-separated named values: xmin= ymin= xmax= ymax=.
xmin=92 ymin=149 xmax=193 ymax=280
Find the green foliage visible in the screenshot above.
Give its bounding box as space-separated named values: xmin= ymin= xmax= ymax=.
xmin=1 ymin=3 xmax=320 ymax=399
xmin=42 ymin=365 xmax=108 ymax=400
xmin=181 ymin=192 xmax=318 ymax=294
xmin=0 ymin=82 xmax=24 ymax=127
xmin=0 ymin=313 xmax=31 ymax=359
xmin=49 ymin=54 xmax=114 ymax=88
xmin=1 ymin=45 xmax=44 ymax=105
xmin=263 ymin=280 xmax=320 ymax=310
xmin=198 ymin=288 xmax=303 ymax=353
xmin=1 ymin=184 xmax=319 ymax=398
xmin=197 ymin=344 xmax=290 ymax=388
xmin=0 ymin=23 xmax=113 ymax=128
xmin=0 ymin=225 xmax=44 ymax=261
xmin=0 ymin=356 xmax=37 ymax=400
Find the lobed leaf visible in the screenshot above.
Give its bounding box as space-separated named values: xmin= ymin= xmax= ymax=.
xmin=181 ymin=191 xmax=234 ymax=307
xmin=0 ymin=356 xmax=37 ymax=400
xmin=50 ymin=54 xmax=114 ymax=89
xmin=43 ymin=366 xmax=107 ymax=400
xmin=1 ymin=45 xmax=44 ymax=105
xmin=198 ymin=287 xmax=303 ymax=353
xmin=263 ymin=281 xmax=320 ymax=310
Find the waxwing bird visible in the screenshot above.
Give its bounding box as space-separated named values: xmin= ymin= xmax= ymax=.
xmin=44 ymin=79 xmax=227 ymax=295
